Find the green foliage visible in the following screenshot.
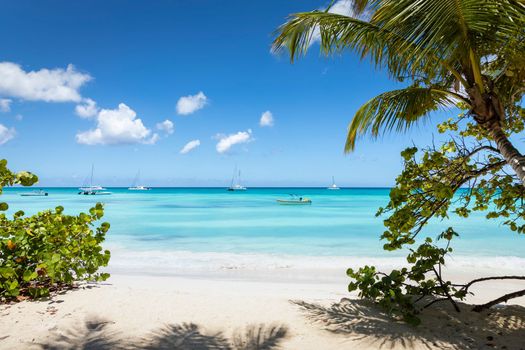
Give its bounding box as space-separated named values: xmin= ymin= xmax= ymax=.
xmin=348 ymin=232 xmax=464 ymax=325
xmin=274 ymin=0 xmax=525 ymax=323
xmin=0 ymin=160 xmax=110 ymax=300
xmin=347 ymin=116 xmax=525 ymax=323
xmin=273 ymin=0 xmax=525 ymax=152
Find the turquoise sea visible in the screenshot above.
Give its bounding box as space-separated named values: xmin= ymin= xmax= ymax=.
xmin=3 ymin=187 xmax=524 ymax=274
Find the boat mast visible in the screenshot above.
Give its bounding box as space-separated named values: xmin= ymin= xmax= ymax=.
xmin=230 ymin=166 xmax=236 ymax=188
xmin=90 ymin=164 xmax=94 ymax=188
xmin=132 ymin=169 xmax=140 ymax=187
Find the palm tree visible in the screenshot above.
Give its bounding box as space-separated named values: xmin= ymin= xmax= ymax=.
xmin=273 ymin=0 xmax=525 ymax=184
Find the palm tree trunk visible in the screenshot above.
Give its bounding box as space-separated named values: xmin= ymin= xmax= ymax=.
xmin=487 ymin=122 xmax=525 ymax=186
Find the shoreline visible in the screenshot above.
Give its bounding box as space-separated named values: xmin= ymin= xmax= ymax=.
xmin=106 ymin=247 xmax=525 ymax=283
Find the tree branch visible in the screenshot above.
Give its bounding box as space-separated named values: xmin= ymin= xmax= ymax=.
xmin=472 ymin=288 xmax=525 ymax=312
xmin=422 ymin=297 xmax=448 ymax=309
xmin=462 ymin=275 xmax=525 ymax=293
xmin=432 ymin=266 xmax=460 ymax=312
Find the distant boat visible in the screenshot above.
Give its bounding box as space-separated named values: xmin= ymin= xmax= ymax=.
xmin=128 ymin=170 xmax=151 ymax=191
xmin=277 ymin=195 xmax=312 ymax=205
xmin=20 ymin=189 xmax=48 ymax=197
xmin=227 ymin=167 xmax=247 ymax=191
xmin=327 ymin=176 xmax=340 ymax=190
xmin=79 ymin=164 xmax=112 ymax=195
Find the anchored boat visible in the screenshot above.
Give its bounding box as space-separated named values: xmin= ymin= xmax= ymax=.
xmin=277 ymin=195 xmax=312 ymax=205
xmin=20 ymin=189 xmax=48 ymax=197
xmin=79 ymin=165 xmax=112 ymax=195
xmin=327 ymin=176 xmax=340 ymax=190
xmin=227 ymin=167 xmax=247 ymax=191
xmin=128 ymin=170 xmax=151 ymax=190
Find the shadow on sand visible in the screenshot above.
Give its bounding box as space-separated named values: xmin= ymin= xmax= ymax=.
xmin=39 ymin=317 xmax=122 ymax=350
xmin=34 ymin=298 xmax=525 ymax=349
xmin=292 ymin=298 xmax=525 ymax=350
xmin=38 ymin=319 xmax=288 ymax=350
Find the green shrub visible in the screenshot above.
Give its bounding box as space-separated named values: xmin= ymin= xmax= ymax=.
xmin=0 ymin=159 xmax=111 ymax=300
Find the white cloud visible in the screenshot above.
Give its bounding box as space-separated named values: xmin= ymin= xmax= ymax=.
xmin=156 ymin=119 xmax=174 ymax=134
xmin=76 ymin=103 xmax=158 ymax=145
xmin=311 ymin=1 xmax=356 ymax=44
xmin=0 ymin=98 xmax=11 ymax=112
xmin=328 ymin=0 xmax=354 ymax=15
xmin=14 ymin=114 xmax=23 ymax=121
xmin=180 ymin=139 xmax=201 ymax=154
xmin=0 ymin=124 xmax=15 ymax=145
xmin=176 ymin=91 xmax=208 ymax=115
xmin=0 ymin=62 xmax=91 ymax=102
xmin=75 ymin=98 xmax=98 ymax=118
xmin=216 ymin=129 xmax=253 ymax=154
xmin=259 ymin=110 xmax=274 ymax=127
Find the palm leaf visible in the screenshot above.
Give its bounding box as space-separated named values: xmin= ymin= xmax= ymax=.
xmin=345 ymin=87 xmax=468 ymax=152
xmin=272 ymin=11 xmax=452 ymax=80
xmin=371 ymin=0 xmax=525 ymax=90
xmin=273 ymin=1 xmax=524 ymax=88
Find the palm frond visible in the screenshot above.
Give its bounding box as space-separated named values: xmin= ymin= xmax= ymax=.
xmin=272 ymin=12 xmax=451 ymax=80
xmin=273 ymin=1 xmax=524 ymax=88
xmin=345 ymin=87 xmax=468 ymax=152
xmin=351 ymin=0 xmax=371 ymax=15
xmin=372 ymin=0 xmax=525 ymax=88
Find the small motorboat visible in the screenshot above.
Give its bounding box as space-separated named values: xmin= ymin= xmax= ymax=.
xmin=128 ymin=185 xmax=151 ymax=191
xmin=78 ymin=188 xmax=112 ymax=195
xmin=20 ymin=189 xmax=48 ymax=197
xmin=277 ymin=195 xmax=312 ymax=205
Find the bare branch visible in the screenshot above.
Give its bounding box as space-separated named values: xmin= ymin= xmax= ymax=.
xmin=472 ymin=288 xmax=525 ymax=312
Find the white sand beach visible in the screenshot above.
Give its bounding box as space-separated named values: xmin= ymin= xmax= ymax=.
xmin=2 ymin=263 xmax=525 ymax=350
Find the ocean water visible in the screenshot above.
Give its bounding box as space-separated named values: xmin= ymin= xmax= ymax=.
xmin=2 ymin=187 xmax=524 ymax=275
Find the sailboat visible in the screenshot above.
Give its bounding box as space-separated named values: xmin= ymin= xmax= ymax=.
xmin=227 ymin=167 xmax=247 ymax=191
xmin=78 ymin=165 xmax=111 ymax=195
xmin=128 ymin=170 xmax=151 ymax=190
xmin=327 ymin=176 xmax=340 ymax=190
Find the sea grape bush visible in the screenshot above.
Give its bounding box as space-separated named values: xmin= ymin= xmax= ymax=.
xmin=0 ymin=159 xmax=110 ymax=300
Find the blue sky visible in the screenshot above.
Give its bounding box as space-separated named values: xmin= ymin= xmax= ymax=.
xmin=0 ymin=0 xmax=450 ymax=187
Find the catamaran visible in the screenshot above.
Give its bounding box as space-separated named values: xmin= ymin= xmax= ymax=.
xmin=327 ymin=176 xmax=340 ymax=190
xmin=227 ymin=167 xmax=247 ymax=191
xmin=79 ymin=165 xmax=111 ymax=195
xmin=128 ymin=170 xmax=151 ymax=190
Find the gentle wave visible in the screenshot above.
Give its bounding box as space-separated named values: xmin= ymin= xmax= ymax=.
xmin=106 ymin=244 xmax=525 ymax=277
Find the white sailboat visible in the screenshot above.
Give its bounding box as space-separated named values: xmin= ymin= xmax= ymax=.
xmin=79 ymin=165 xmax=111 ymax=195
xmin=227 ymin=167 xmax=247 ymax=191
xmin=128 ymin=170 xmax=151 ymax=190
xmin=327 ymin=176 xmax=340 ymax=190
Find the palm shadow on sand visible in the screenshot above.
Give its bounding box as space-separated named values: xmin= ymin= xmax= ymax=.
xmin=38 ymin=319 xmax=288 ymax=350
xmin=292 ymin=298 xmax=525 ymax=350
xmin=39 ymin=317 xmax=122 ymax=350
